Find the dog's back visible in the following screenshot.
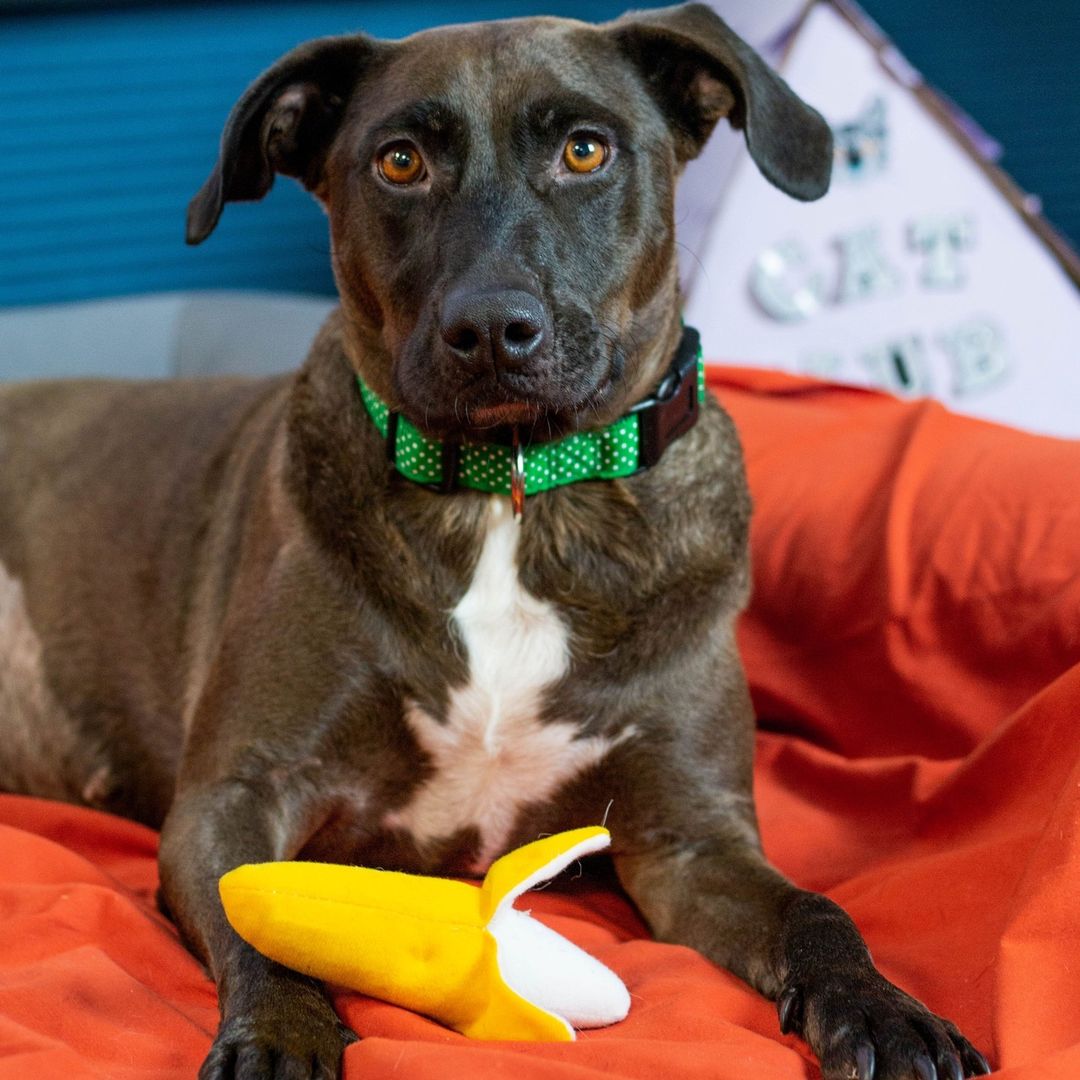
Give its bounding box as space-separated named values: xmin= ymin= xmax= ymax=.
xmin=0 ymin=375 xmax=287 ymax=823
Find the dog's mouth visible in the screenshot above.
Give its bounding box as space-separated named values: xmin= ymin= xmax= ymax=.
xmin=413 ymin=376 xmax=617 ymax=444
xmin=463 ymin=400 xmax=544 ymax=430
xmin=395 ymin=360 xmax=619 ymax=444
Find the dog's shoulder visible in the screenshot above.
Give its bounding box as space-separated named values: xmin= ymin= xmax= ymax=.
xmin=520 ymin=392 xmax=750 ymax=595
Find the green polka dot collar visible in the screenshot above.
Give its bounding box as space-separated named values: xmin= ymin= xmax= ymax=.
xmin=356 ymin=326 xmax=704 ymax=504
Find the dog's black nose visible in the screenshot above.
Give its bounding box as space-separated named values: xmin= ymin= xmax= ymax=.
xmin=440 ymin=288 xmax=548 ymax=372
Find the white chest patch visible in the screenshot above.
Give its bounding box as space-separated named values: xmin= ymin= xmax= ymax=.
xmin=384 ymin=497 xmax=627 ymax=871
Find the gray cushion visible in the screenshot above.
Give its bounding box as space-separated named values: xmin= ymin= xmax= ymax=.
xmin=0 ymin=291 xmax=335 ymax=382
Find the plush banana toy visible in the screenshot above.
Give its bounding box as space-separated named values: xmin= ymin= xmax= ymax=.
xmin=219 ymin=826 xmax=630 ymax=1041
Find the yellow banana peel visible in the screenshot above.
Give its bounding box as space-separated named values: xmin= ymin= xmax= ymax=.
xmin=219 ymin=826 xmax=630 ymax=1041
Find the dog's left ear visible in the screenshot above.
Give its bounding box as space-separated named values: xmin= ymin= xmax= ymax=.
xmin=186 ymin=34 xmax=381 ymax=245
xmin=607 ymin=2 xmax=832 ymax=200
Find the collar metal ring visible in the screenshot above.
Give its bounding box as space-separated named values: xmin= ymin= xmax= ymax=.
xmin=510 ymin=428 xmax=526 ymax=522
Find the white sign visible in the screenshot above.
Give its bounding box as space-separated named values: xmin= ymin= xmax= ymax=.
xmin=685 ymin=2 xmax=1080 ymax=439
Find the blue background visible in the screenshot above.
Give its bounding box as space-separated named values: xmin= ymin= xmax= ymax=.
xmin=1 ymin=0 xmax=1077 ymax=308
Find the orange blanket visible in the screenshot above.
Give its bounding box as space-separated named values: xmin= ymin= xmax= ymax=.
xmin=2 ymin=367 xmax=1078 ymax=1079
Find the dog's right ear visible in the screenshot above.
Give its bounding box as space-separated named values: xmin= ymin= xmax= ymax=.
xmin=186 ymin=35 xmax=379 ymax=245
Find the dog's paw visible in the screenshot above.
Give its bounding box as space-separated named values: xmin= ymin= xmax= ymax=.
xmin=776 ymin=972 xmax=991 ymax=1080
xmin=199 ymin=1008 xmax=357 ymax=1080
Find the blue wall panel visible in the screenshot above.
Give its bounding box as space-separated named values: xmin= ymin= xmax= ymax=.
xmin=0 ymin=1 xmax=632 ymax=307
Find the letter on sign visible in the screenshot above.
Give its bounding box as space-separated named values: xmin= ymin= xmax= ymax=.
xmin=939 ymin=318 xmax=1010 ymax=396
xmin=835 ymin=225 xmax=902 ymax=304
xmin=908 ymin=215 xmax=975 ymax=289
xmin=749 ymin=240 xmax=827 ymax=322
xmin=861 ymin=335 xmax=932 ymax=395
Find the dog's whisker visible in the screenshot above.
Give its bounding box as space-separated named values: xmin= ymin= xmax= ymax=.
xmin=674 ymin=238 xmax=709 ymax=284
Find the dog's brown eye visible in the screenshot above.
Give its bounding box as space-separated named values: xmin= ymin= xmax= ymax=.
xmin=563 ymin=134 xmax=607 ymax=174
xmin=378 ymin=143 xmax=425 ymax=185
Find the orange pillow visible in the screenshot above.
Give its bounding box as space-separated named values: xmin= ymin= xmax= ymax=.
xmin=709 ymin=366 xmax=1080 ymax=759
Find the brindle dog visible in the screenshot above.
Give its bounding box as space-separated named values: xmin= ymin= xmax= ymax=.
xmin=0 ymin=5 xmax=989 ymax=1079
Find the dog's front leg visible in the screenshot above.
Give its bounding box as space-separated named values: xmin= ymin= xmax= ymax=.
xmin=159 ymin=780 xmax=353 ymax=1080
xmin=613 ymin=792 xmax=990 ymax=1079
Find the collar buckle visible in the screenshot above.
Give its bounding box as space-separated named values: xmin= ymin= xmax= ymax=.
xmin=631 ymin=325 xmax=701 ymax=471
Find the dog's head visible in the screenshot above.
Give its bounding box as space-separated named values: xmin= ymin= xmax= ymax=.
xmin=188 ymin=3 xmax=831 ymax=441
